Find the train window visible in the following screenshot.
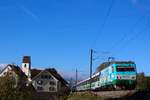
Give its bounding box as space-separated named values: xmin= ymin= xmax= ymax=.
xmin=116 ymin=66 xmax=135 ymax=72
xmin=112 ymin=66 xmax=114 ymax=72
xmin=91 ymin=76 xmax=99 ymax=83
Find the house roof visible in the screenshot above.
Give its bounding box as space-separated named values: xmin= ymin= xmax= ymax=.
xmin=10 ymin=64 xmax=27 ymax=80
xmin=0 ymin=64 xmax=27 ymax=80
xmin=31 ymin=68 xmax=68 ymax=86
xmin=46 ymin=68 xmax=68 ymax=85
xmin=23 ymin=56 xmax=31 ymax=63
xmin=31 ymin=69 xmax=41 ymax=79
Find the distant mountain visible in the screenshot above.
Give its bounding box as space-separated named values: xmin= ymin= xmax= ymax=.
xmin=0 ymin=64 xmax=8 ymax=73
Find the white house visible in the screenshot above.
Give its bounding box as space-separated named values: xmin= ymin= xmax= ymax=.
xmin=0 ymin=56 xmax=69 ymax=93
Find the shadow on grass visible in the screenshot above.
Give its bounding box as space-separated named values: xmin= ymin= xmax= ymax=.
xmin=110 ymin=90 xmax=150 ymax=100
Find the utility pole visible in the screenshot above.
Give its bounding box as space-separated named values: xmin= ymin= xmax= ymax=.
xmin=90 ymin=49 xmax=93 ymax=91
xmin=75 ymin=68 xmax=78 ymax=92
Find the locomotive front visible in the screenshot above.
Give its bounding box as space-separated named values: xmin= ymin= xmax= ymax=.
xmin=112 ymin=62 xmax=137 ymax=89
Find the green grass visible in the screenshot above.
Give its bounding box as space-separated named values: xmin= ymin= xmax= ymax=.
xmin=67 ymin=92 xmax=104 ymax=100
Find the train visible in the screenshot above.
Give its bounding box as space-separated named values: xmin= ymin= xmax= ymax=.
xmin=76 ymin=61 xmax=137 ymax=91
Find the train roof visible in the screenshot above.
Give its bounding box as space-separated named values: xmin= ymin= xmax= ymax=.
xmin=95 ymin=61 xmax=135 ymax=73
xmin=76 ymin=61 xmax=135 ymax=85
xmin=77 ymin=72 xmax=100 ymax=85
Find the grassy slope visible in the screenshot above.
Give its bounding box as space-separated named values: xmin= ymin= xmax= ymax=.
xmin=67 ymin=92 xmax=104 ymax=100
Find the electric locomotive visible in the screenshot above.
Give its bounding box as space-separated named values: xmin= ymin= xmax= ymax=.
xmin=76 ymin=61 xmax=137 ymax=91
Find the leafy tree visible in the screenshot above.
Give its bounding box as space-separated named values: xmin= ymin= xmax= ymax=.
xmin=136 ymin=73 xmax=150 ymax=91
xmin=0 ymin=74 xmax=16 ymax=100
xmin=0 ymin=75 xmax=35 ymax=100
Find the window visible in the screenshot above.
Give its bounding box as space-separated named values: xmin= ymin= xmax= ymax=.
xmin=41 ymin=75 xmax=44 ymax=79
xmin=41 ymin=75 xmax=52 ymax=79
xmin=37 ymin=86 xmax=43 ymax=90
xmin=37 ymin=80 xmax=43 ymax=85
xmin=24 ymin=64 xmax=27 ymax=68
xmin=91 ymin=76 xmax=99 ymax=83
xmin=48 ymin=76 xmax=52 ymax=79
xmin=3 ymin=72 xmax=7 ymax=75
xmin=116 ymin=66 xmax=135 ymax=72
xmin=49 ymin=81 xmax=55 ymax=85
xmin=49 ymin=87 xmax=55 ymax=91
xmin=112 ymin=66 xmax=114 ymax=72
xmin=45 ymin=75 xmax=48 ymax=79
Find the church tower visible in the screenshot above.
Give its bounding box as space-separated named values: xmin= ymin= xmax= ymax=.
xmin=22 ymin=56 xmax=31 ymax=80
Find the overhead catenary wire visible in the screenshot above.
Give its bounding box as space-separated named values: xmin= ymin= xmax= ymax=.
xmin=92 ymin=51 xmax=111 ymax=61
xmin=89 ymin=0 xmax=149 ymax=75
xmin=91 ymin=0 xmax=115 ymax=49
xmin=88 ymin=0 xmax=115 ymax=83
xmin=88 ymin=0 xmax=116 ymax=66
xmin=109 ymin=9 xmax=150 ymax=52
xmin=91 ymin=1 xmax=150 ymax=65
xmin=114 ymin=23 xmax=150 ymax=56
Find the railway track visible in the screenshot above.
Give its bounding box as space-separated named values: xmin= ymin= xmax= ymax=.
xmin=77 ymin=90 xmax=136 ymax=99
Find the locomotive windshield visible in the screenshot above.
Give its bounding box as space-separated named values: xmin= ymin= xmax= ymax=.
xmin=116 ymin=66 xmax=135 ymax=72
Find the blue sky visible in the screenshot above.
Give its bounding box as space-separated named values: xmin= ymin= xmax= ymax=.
xmin=0 ymin=0 xmax=150 ymax=78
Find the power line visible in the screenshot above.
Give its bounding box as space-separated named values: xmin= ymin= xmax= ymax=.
xmin=91 ymin=0 xmax=115 ymax=49
xmin=109 ymin=9 xmax=150 ymax=52
xmin=115 ymin=23 xmax=150 ymax=56
xmin=92 ymin=51 xmax=111 ymax=61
